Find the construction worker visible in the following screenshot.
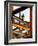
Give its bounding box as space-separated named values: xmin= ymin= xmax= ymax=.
xmin=21 ymin=14 xmax=24 ymax=21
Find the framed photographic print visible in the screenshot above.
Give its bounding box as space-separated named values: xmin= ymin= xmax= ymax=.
xmin=4 ymin=1 xmax=37 ymax=45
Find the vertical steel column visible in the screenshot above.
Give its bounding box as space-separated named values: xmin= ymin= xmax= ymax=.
xmin=30 ymin=7 xmax=32 ymax=37
xmin=19 ymin=12 xmax=21 ymax=31
xmin=28 ymin=7 xmax=32 ymax=37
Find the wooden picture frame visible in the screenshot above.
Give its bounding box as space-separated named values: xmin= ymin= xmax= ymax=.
xmin=4 ymin=1 xmax=37 ymax=45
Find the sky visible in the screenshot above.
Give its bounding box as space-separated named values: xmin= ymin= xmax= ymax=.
xmin=14 ymin=7 xmax=30 ymax=22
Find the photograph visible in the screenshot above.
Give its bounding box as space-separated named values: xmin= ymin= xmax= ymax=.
xmin=4 ymin=1 xmax=37 ymax=44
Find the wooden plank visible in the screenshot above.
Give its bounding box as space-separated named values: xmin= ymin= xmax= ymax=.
xmin=12 ymin=7 xmax=27 ymax=14
xmin=13 ymin=16 xmax=31 ymax=24
xmin=14 ymin=23 xmax=30 ymax=30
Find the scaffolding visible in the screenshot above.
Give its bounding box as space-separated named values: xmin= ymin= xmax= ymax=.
xmin=11 ymin=6 xmax=32 ymax=38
